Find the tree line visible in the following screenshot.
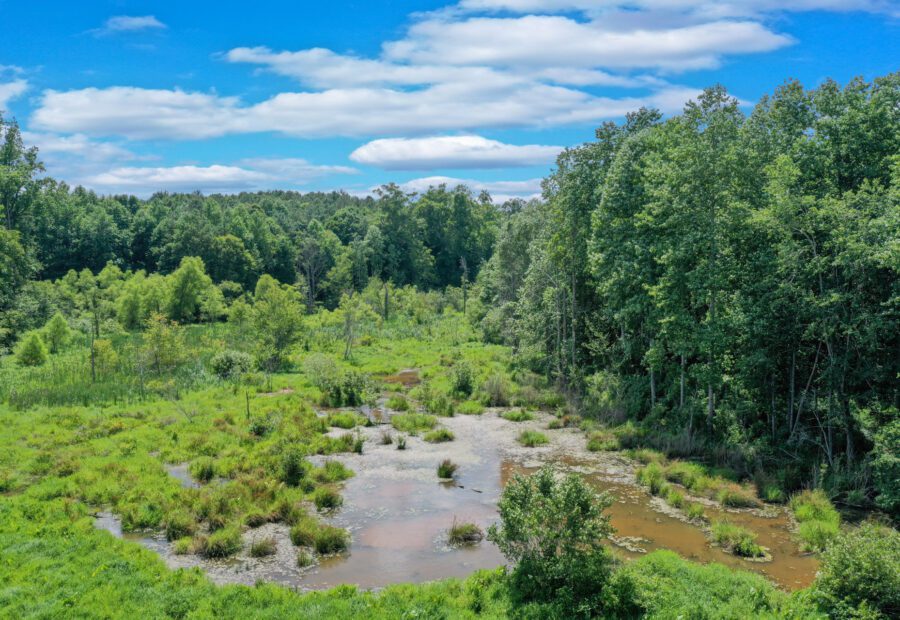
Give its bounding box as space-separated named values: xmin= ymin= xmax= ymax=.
xmin=477 ymin=74 xmax=899 ymax=515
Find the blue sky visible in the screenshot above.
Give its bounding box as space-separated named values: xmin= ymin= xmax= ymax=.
xmin=0 ymin=1 xmax=897 ymax=201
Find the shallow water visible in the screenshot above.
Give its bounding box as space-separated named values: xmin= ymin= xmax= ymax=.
xmin=95 ymin=410 xmax=819 ymax=591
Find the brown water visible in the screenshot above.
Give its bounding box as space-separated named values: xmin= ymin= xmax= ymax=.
xmin=94 ymin=410 xmax=819 ymax=591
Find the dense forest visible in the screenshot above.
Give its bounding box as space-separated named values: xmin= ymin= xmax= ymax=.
xmin=1 ymin=73 xmax=898 ymax=619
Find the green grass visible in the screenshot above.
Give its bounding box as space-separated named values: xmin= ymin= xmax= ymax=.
xmin=249 ymin=537 xmax=277 ymax=557
xmin=386 ymin=394 xmax=409 ymax=411
xmin=587 ymin=430 xmax=619 ymax=452
xmin=327 ymin=411 xmax=364 ymax=429
xmin=391 ymin=412 xmax=437 ymax=433
xmin=790 ymin=490 xmax=841 ymax=552
xmin=716 ymin=487 xmax=761 ymax=509
xmin=500 ymin=409 xmax=533 ymax=422
xmin=424 ymin=428 xmax=455 ymax=443
xmin=517 ymin=430 xmax=549 ymax=447
xmin=437 ymin=459 xmax=458 ymax=479
xmin=447 ymin=520 xmax=484 ymax=545
xmin=711 ymin=521 xmax=765 ymax=558
xmin=313 ymin=486 xmax=343 ymax=511
xmin=457 ymin=400 xmax=484 ymax=415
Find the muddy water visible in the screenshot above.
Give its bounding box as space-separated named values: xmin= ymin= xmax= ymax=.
xmin=95 ymin=410 xmax=818 ymax=591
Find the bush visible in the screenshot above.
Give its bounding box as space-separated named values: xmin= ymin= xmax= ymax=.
xmin=391 ymin=413 xmax=436 ymax=433
xmin=424 ymin=428 xmax=455 ymax=443
xmin=448 ymin=519 xmax=484 ymax=545
xmin=16 ymin=332 xmax=48 ymax=367
xmin=209 ymin=349 xmax=253 ymax=380
xmin=315 ymin=525 xmax=349 ymax=554
xmin=790 ymin=489 xmax=841 ymax=551
xmin=249 ymin=537 xmax=277 ymax=557
xmin=814 ymin=523 xmax=900 ymax=619
xmin=517 ymin=430 xmax=549 ymax=447
xmin=501 ymin=409 xmax=533 ymax=422
xmin=437 ymin=459 xmax=458 ymax=479
xmin=487 ymin=467 xmax=618 ymax=614
xmin=457 ymin=400 xmax=484 ymax=415
xmin=711 ymin=521 xmax=764 ymax=558
xmin=482 ymin=373 xmax=510 ymax=406
xmin=280 ymin=448 xmax=307 ymax=487
xmin=450 ymin=360 xmax=475 ymax=396
xmin=313 ymin=487 xmax=343 ymax=511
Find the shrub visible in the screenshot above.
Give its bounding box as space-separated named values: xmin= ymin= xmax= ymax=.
xmin=391 ymin=413 xmax=436 ymax=433
xmin=450 ymin=360 xmax=475 ymax=396
xmin=482 ymin=373 xmax=510 ymax=406
xmin=313 ymin=487 xmax=343 ymax=511
xmin=501 ymin=409 xmax=533 ymax=422
xmin=457 ymin=400 xmax=484 ymax=415
xmin=386 ymin=395 xmax=409 ymax=411
xmin=716 ymin=488 xmax=761 ymax=508
xmin=814 ymin=523 xmax=900 ymax=619
xmin=16 ymin=332 xmax=48 ymax=367
xmin=210 ymin=349 xmax=253 ymax=380
xmin=199 ymin=526 xmax=243 ymax=558
xmin=280 ymin=448 xmax=307 ymax=487
xmin=517 ymin=430 xmax=549 ymax=447
xmin=760 ymin=484 xmax=786 ymax=504
xmin=790 ymin=490 xmax=841 ymax=552
xmin=711 ymin=521 xmax=764 ymax=558
xmin=437 ymin=459 xmax=458 ymax=479
xmin=487 ymin=467 xmax=617 ymax=614
xmin=249 ymin=537 xmax=277 ymax=557
xmin=424 ymin=428 xmax=455 ymax=443
xmin=42 ymin=312 xmax=71 ymax=353
xmin=315 ymin=525 xmax=349 ymax=554
xmin=448 ymin=519 xmax=484 ymax=545
xmin=587 ymin=431 xmax=619 ymax=452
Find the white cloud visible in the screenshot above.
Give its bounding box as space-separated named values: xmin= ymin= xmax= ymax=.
xmin=350 ymin=135 xmax=562 ymax=170
xmin=0 ymin=80 xmax=28 ymax=110
xmin=22 ymin=132 xmax=140 ymax=162
xmin=385 ymin=16 xmax=791 ymax=71
xmin=398 ymin=175 xmax=543 ymax=202
xmin=97 ymin=15 xmax=166 ymax=34
xmin=31 ymin=83 xmax=698 ymax=140
xmin=80 ymin=158 xmax=357 ymax=196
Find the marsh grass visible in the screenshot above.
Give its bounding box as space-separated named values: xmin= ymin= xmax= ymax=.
xmin=250 ymin=537 xmax=277 ymax=557
xmin=448 ymin=518 xmax=484 ymax=545
xmin=711 ymin=521 xmax=765 ymax=558
xmin=391 ymin=413 xmax=436 ymax=433
xmin=500 ymin=409 xmax=532 ymax=422
xmin=424 ymin=428 xmax=454 ymax=443
xmin=517 ymin=430 xmax=548 ymax=447
xmin=437 ymin=459 xmax=458 ymax=479
xmin=790 ymin=490 xmax=840 ymax=551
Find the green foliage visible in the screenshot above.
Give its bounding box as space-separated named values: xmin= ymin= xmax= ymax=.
xmin=386 ymin=394 xmax=409 ymax=411
xmin=313 ymin=487 xmax=343 ymax=511
xmin=457 ymin=400 xmax=484 ymax=415
xmin=327 ymin=411 xmax=362 ymax=429
xmin=716 ymin=488 xmax=761 ymax=509
xmin=448 ymin=520 xmax=484 ymax=545
xmin=314 ymin=525 xmax=350 ymax=554
xmin=871 ymin=418 xmax=899 ymax=515
xmin=251 ymin=275 xmax=304 ymax=372
xmin=42 ymin=312 xmax=71 ymax=353
xmin=437 ymin=459 xmax=458 ymax=479
xmin=209 ymin=349 xmax=253 ymax=380
xmin=249 ymin=537 xmax=276 ymax=557
xmin=517 ymin=430 xmax=549 ymax=447
xmin=711 ymin=521 xmax=765 ymax=558
xmin=424 ymin=428 xmax=454 ymax=443
xmin=487 ymin=467 xmax=619 ymax=615
xmin=391 ymin=412 xmax=436 ymax=433
xmin=450 ymin=360 xmax=475 ymax=396
xmin=501 ymin=409 xmax=533 ymax=422
xmin=814 ymin=523 xmax=900 ymax=619
xmin=197 ymin=526 xmax=243 ymax=558
xmin=15 ymin=331 xmax=48 ymax=366
xmin=482 ymin=373 xmax=510 ymax=406
xmin=791 ymin=490 xmax=841 ymax=552
xmin=586 ymin=431 xmax=619 ymax=452
xmin=280 ymin=448 xmax=308 ymax=487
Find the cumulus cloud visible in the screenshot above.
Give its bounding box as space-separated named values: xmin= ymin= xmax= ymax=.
xmin=31 ymin=83 xmax=699 ymax=140
xmin=350 ymin=135 xmax=563 ymax=170
xmin=0 ymin=80 xmax=28 ymax=110
xmin=81 ymin=158 xmax=357 ymax=196
xmin=96 ymin=15 xmax=167 ymax=35
xmin=22 ymin=132 xmax=141 ymax=163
